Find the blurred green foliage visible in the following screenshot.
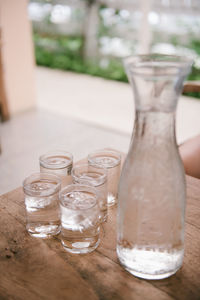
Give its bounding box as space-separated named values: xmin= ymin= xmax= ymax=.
xmin=34 ymin=33 xmax=128 ymax=82
xmin=183 ymin=40 xmax=200 ymax=99
xmin=34 ymin=33 xmax=200 ymax=98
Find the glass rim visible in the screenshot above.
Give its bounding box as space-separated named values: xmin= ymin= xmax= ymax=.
xmin=23 ymin=172 xmax=61 ymax=196
xmin=88 ymin=150 xmax=121 ymax=168
xmin=39 ymin=150 xmax=73 ymax=169
xmin=123 ymin=53 xmax=193 ymax=77
xmin=59 ymin=183 xmax=99 ymax=210
xmin=71 ymin=163 xmax=107 ymax=182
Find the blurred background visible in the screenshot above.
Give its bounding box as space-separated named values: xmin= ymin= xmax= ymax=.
xmin=29 ymin=0 xmax=200 ymax=91
xmin=0 ymin=0 xmax=200 ymax=194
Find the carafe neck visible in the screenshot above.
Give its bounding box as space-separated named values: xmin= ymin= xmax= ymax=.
xmin=133 ymin=110 xmax=176 ymax=144
xmin=125 ymin=54 xmax=192 ymax=113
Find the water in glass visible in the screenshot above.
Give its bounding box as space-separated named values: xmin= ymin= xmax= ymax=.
xmin=23 ymin=173 xmax=61 ymax=238
xmin=60 ymin=184 xmax=100 ymax=254
xmin=72 ymin=164 xmax=107 ymax=222
xmin=40 ymin=150 xmax=73 ymax=186
xmin=88 ymin=150 xmax=121 ymax=206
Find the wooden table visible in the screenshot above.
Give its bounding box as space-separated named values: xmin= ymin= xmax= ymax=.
xmin=0 ymin=154 xmax=200 ymax=300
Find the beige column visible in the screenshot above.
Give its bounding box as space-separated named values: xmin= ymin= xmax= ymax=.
xmin=0 ymin=0 xmax=36 ymax=116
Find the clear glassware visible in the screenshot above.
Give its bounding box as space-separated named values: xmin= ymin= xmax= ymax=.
xmin=117 ymin=54 xmax=192 ymax=280
xmin=23 ymin=172 xmax=61 ymax=238
xmin=39 ymin=150 xmax=73 ymax=186
xmin=72 ymin=163 xmax=108 ymax=222
xmin=88 ymin=150 xmax=121 ymax=207
xmin=59 ymin=184 xmax=101 ymax=254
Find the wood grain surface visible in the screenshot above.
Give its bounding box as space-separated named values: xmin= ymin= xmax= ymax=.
xmin=0 ymin=154 xmax=199 ymax=300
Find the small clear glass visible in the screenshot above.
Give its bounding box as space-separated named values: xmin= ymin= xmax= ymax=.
xmin=23 ymin=172 xmax=61 ymax=238
xmin=72 ymin=163 xmax=107 ymax=222
xmin=88 ymin=150 xmax=121 ymax=207
xmin=39 ymin=150 xmax=73 ymax=186
xmin=59 ymin=184 xmax=101 ymax=254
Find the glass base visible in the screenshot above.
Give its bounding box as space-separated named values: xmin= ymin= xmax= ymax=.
xmin=27 ymin=224 xmax=60 ymax=238
xmin=123 ymin=265 xmax=179 ymax=280
xmin=117 ymin=246 xmax=183 ymax=280
xmin=61 ymin=238 xmax=100 ymax=254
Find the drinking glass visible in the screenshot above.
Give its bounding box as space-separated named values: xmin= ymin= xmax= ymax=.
xmin=72 ymin=163 xmax=107 ymax=222
xmin=23 ymin=172 xmax=61 ymax=238
xmin=39 ymin=150 xmax=73 ymax=186
xmin=88 ymin=150 xmax=121 ymax=206
xmin=59 ymin=184 xmax=101 ymax=254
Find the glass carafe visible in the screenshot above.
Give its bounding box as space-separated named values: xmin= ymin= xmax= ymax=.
xmin=117 ymin=54 xmax=192 ymax=280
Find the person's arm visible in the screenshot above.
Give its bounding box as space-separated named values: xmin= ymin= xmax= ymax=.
xmin=179 ymin=135 xmax=200 ymax=179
